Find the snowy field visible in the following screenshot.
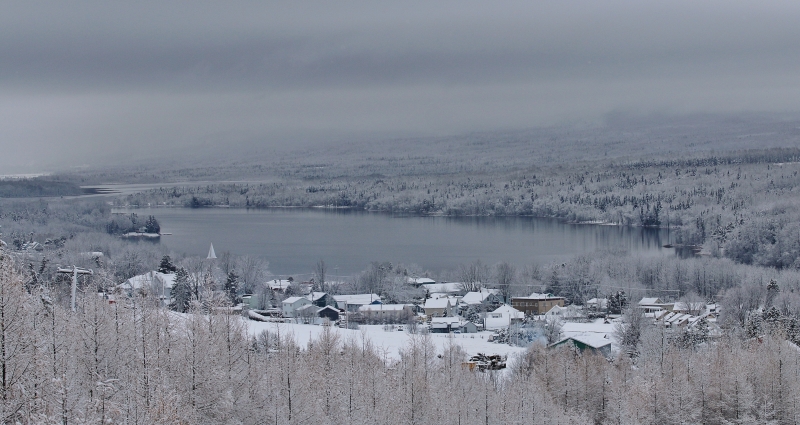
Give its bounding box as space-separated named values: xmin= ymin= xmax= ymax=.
xmin=245 ymin=321 xmax=527 ymax=361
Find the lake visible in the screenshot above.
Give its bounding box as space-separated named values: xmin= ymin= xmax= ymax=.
xmin=119 ymin=208 xmax=679 ymax=277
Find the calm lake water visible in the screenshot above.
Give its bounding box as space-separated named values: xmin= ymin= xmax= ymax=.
xmin=121 ymin=208 xmax=677 ymax=277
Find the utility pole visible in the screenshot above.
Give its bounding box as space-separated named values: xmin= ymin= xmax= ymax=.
xmin=57 ymin=266 xmax=93 ymax=312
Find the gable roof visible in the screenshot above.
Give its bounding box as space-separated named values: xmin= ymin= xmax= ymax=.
xmin=318 ymin=305 xmax=340 ymax=313
xmin=491 ymin=304 xmax=524 ymax=318
xmin=268 ymin=279 xmax=292 ymax=291
xmin=332 ymin=294 xmax=381 ymax=305
xmin=308 ymin=292 xmax=328 ymax=301
xmin=359 ymin=304 xmax=410 ymax=312
xmin=283 ymin=296 xmax=310 ymax=305
xmin=551 ymin=334 xmax=611 ymax=350
xmin=295 ymin=304 xmax=319 ymax=313
xmin=461 ymin=289 xmax=500 ymax=305
xmin=407 ymin=277 xmax=436 ymax=285
xmin=421 ymin=282 xmax=464 ymax=294
xmin=514 ymin=292 xmax=563 ymax=301
xmin=121 ymin=271 xmax=175 ymax=290
xmin=424 ymin=298 xmax=453 ymax=309
xmin=639 ymin=297 xmax=662 ymax=305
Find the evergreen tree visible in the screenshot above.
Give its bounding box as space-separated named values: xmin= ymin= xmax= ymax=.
xmin=144 ymin=215 xmax=161 ymax=234
xmin=170 ymin=267 xmax=192 ymax=312
xmin=225 ymin=269 xmax=240 ymax=305
xmin=608 ymin=290 xmax=628 ymax=314
xmin=766 ymin=278 xmax=780 ymax=308
xmin=745 ymin=311 xmax=763 ymax=339
xmin=158 ymin=255 xmax=177 ymax=274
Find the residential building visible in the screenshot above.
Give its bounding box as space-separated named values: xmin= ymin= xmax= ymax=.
xmin=424 ymin=297 xmax=455 ymax=317
xmin=118 ymin=271 xmax=175 ymax=303
xmin=430 ymin=317 xmax=477 ymax=333
xmin=549 ymin=335 xmax=612 ymax=358
xmin=511 ymin=293 xmax=565 ymax=316
xmin=307 ymin=292 xmax=332 ymax=307
xmin=407 ymin=277 xmax=436 ymax=286
xmin=460 ymin=289 xmax=503 ymax=309
xmin=483 ymin=305 xmax=524 ymax=329
xmin=282 ymin=296 xmax=312 ymax=318
xmin=333 ymin=294 xmax=382 ymax=312
xmin=358 ymin=304 xmax=414 ymax=324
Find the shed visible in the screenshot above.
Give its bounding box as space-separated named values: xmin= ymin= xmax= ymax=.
xmin=549 ymin=335 xmax=612 ymax=357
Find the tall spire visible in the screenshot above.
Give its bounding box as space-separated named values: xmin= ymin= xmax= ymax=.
xmin=207 ymin=243 xmax=217 ymax=259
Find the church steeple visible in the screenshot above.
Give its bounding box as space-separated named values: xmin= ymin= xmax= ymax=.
xmin=207 ymin=243 xmax=217 ymax=259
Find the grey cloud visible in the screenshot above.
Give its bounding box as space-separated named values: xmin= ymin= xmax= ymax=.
xmin=1 ymin=1 xmax=800 ymax=172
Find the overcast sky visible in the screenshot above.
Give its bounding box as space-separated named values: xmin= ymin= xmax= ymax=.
xmin=2 ymin=1 xmax=800 ymax=173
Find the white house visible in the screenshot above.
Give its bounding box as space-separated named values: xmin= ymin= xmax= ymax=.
xmin=359 ymin=304 xmax=414 ymax=323
xmin=638 ymin=297 xmax=674 ymax=313
xmin=118 ymin=271 xmax=175 ymax=303
xmin=421 ymin=282 xmax=464 ymax=295
xmin=424 ymin=297 xmax=456 ymax=317
xmin=282 ymin=296 xmax=312 ymax=318
xmin=407 ymin=277 xmax=436 ymax=286
xmin=586 ymin=298 xmax=608 ymax=311
xmin=460 ymin=289 xmax=503 ymax=308
xmin=333 ymin=294 xmax=382 ymax=312
xmin=268 ymin=279 xmax=292 ymax=292
xmin=430 ymin=316 xmax=478 ymax=333
xmin=483 ymin=305 xmax=524 ymax=330
xmin=544 ymin=305 xmax=586 ymax=322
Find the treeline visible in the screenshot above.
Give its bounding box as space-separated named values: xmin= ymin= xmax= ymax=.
xmin=0 ymin=178 xmax=83 ymax=198
xmin=105 ymin=213 xmax=160 ymax=235
xmin=113 ymin=146 xmax=800 ymax=268
xmin=3 ymin=252 xmax=800 ymax=424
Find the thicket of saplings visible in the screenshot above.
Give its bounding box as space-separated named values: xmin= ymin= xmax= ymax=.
xmin=2 ymin=253 xmax=800 ymax=425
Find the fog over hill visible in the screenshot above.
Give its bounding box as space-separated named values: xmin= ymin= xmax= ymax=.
xmin=68 ymin=112 xmax=800 ymax=184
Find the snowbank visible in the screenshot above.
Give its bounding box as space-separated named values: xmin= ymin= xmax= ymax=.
xmin=245 ymin=321 xmax=526 ymax=361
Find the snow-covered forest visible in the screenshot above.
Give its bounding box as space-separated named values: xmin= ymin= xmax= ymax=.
xmin=1 ymin=252 xmax=800 ymax=425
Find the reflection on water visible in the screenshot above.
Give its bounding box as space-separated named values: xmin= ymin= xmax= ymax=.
xmin=122 ymin=208 xmax=677 ymax=275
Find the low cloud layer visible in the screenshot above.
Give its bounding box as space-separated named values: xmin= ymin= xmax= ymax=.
xmin=2 ymin=1 xmax=800 ymax=172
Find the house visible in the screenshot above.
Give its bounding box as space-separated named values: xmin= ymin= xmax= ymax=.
xmin=317 ymin=305 xmax=341 ymax=322
xmin=307 ymin=292 xmax=332 ymax=307
xmin=638 ymin=297 xmax=674 ymax=313
xmin=407 ymin=277 xmax=436 ymax=286
xmin=293 ymin=304 xmax=343 ymax=324
xmin=511 ymin=293 xmax=565 ymax=316
xmin=657 ymin=311 xmax=693 ymax=328
xmin=421 ymin=282 xmax=464 ymax=296
xmin=240 ymin=294 xmax=257 ymax=309
xmin=483 ymin=305 xmax=525 ymax=329
xmin=282 ymin=296 xmax=312 ymax=318
xmin=268 ymin=279 xmax=292 ymax=292
xmin=430 ymin=317 xmax=478 ymax=333
xmin=586 ymin=298 xmax=608 ymax=311
xmin=358 ymin=304 xmax=414 ymax=324
xmin=549 ymin=335 xmax=612 ymax=357
xmin=424 ymin=297 xmax=455 ymax=317
xmin=294 ymin=304 xmax=320 ymax=323
xmin=333 ymin=294 xmax=382 ymax=312
xmin=544 ymin=305 xmax=586 ymax=322
xmin=118 ymin=271 xmax=175 ymax=303
xmin=21 ymin=241 xmax=43 ymax=252
xmin=460 ymin=289 xmax=503 ymax=309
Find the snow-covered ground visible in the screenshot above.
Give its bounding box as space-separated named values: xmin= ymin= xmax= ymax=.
xmin=245 ymin=321 xmax=527 ymax=361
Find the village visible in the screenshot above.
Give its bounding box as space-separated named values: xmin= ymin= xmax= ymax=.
xmin=117 ymin=255 xmax=722 ymax=363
